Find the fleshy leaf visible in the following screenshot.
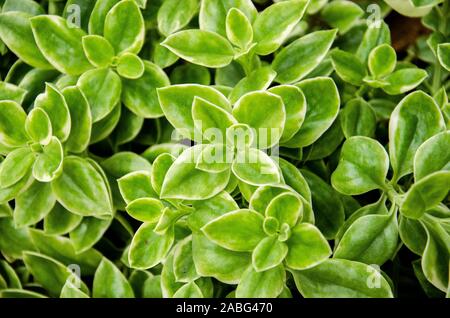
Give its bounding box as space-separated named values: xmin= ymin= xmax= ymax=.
xmin=332 ymin=137 xmax=389 ymax=195
xmin=129 ymin=222 xmax=174 ymax=269
xmin=104 ymin=0 xmax=145 ymax=54
xmin=285 ymin=223 xmax=331 ymax=270
xmin=273 ymin=30 xmax=337 ymax=84
xmin=291 ymin=259 xmax=394 ymax=298
xmin=30 ymin=15 xmax=91 ymax=75
xmin=162 ymin=30 xmax=234 ymax=68
xmin=253 ymin=0 xmax=309 ymax=55
xmin=389 ymin=91 xmax=445 ymax=182
xmin=93 ymin=258 xmax=134 ymax=298
xmin=160 ymin=145 xmax=231 ymax=200
xmin=202 ymin=209 xmax=265 ymax=252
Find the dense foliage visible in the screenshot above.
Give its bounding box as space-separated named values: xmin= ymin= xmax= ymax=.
xmin=0 ymin=0 xmax=449 ymax=298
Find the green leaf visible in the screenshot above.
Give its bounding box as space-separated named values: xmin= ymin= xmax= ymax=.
xmin=277 ymin=158 xmax=311 ymax=204
xmin=332 ymin=137 xmax=389 ymax=195
xmin=0 ymin=12 xmax=53 ymax=69
xmin=93 ymin=258 xmax=134 ymax=298
xmin=118 ymin=171 xmax=158 ymax=204
xmin=302 ymin=170 xmax=345 ymax=239
xmin=157 ymin=0 xmax=199 ymax=37
xmin=111 ymin=108 xmax=144 ymax=146
xmin=252 ymin=236 xmax=288 ymax=272
xmin=160 ymin=252 xmax=183 ymax=297
xmin=62 ymin=86 xmax=92 ymax=153
xmin=334 ymin=213 xmax=398 ymax=265
xmin=265 ymin=192 xmax=302 ymax=228
xmin=0 ymin=289 xmax=47 ymax=298
xmin=253 ymin=0 xmax=308 ymax=55
xmin=0 ymin=147 xmax=34 ymax=188
xmin=104 ymin=0 xmax=145 ymax=54
xmin=335 ymin=197 xmax=388 ymax=243
xmin=199 ymin=0 xmax=257 ymax=37
xmin=162 ymin=30 xmax=234 ymax=68
xmin=0 ymin=217 xmax=36 ymax=260
xmin=400 ymin=171 xmax=450 ymax=219
xmin=285 ymin=223 xmax=331 ymax=270
xmin=0 ymin=100 xmax=28 ymax=147
xmin=51 ymin=156 xmax=113 ymax=217
xmin=229 ymin=66 xmax=276 ymax=104
xmin=0 ymin=259 xmax=21 ymax=288
xmin=122 ymin=61 xmax=170 ymax=118
xmin=160 ymin=145 xmax=231 ymax=200
xmin=192 ymin=97 xmax=237 ymax=141
xmin=368 ymin=44 xmax=397 ymax=78
xmin=232 ymin=91 xmax=285 ymax=149
xmin=14 ymin=181 xmax=55 ymax=228
xmin=285 ymin=77 xmax=340 ymax=148
xmin=88 ymin=0 xmax=121 ymax=35
xmin=437 ymin=43 xmax=450 ymax=71
xmin=170 ymin=64 xmax=211 ymax=85
xmin=0 ymin=82 xmax=27 ymax=105
xmin=30 ymin=15 xmax=92 ymax=75
xmin=32 ymin=137 xmax=63 ymax=182
xmin=196 ymin=143 xmax=233 ymax=173
xmin=412 ymin=260 xmax=444 ymax=299
xmin=226 ymin=8 xmax=253 ymax=50
xmin=117 ymin=53 xmax=145 ymax=79
xmin=60 ymin=281 xmax=89 ymax=298
xmin=25 ymin=108 xmax=52 ymax=145
xmin=150 ymin=154 xmax=175 ymax=196
xmin=173 ymin=282 xmax=204 ymax=298
xmin=35 ymin=83 xmax=71 ymax=142
xmin=269 ymin=85 xmax=306 ymax=144
xmin=421 ymin=221 xmax=450 ymax=292
xmin=43 ymin=203 xmax=82 ymax=236
xmin=173 ymin=236 xmax=199 ymax=282
xmin=232 ymin=148 xmax=280 ymax=186
xmin=62 ymin=0 xmax=97 ymax=32
xmin=0 ymin=171 xmax=33 ymax=205
xmin=29 ymin=228 xmax=102 ymax=276
xmin=158 ymin=84 xmax=230 ymax=139
xmin=340 ymin=98 xmax=377 ymax=138
xmin=2 ymin=0 xmax=45 ymax=16
xmin=273 ymin=30 xmax=337 ymax=84
xmin=78 ymin=68 xmax=122 ymax=122
xmin=389 ymin=91 xmax=445 ymax=182
xmin=414 ymin=131 xmax=450 ymax=181
xmin=70 ymin=217 xmax=112 ymax=253
xmin=202 ymin=209 xmax=265 ymax=252
xmin=82 ymin=35 xmax=115 ymax=68
xmin=154 ymin=42 xmax=180 ymax=68
xmin=101 ymin=152 xmax=152 ymax=179
xmin=356 ymin=22 xmax=391 ymax=63
xmin=291 ymin=259 xmax=393 ymax=298
xmin=399 ymin=216 xmax=427 ymax=256
xmin=23 ymin=251 xmax=87 ymax=298
xmin=90 ymin=103 xmax=121 ymax=143
xmin=192 ymin=233 xmax=250 ymax=284
xmin=321 ymin=0 xmax=364 ymax=34
xmin=236 ymin=264 xmax=285 ymax=298
xmin=382 ymin=68 xmax=428 ymax=95
xmin=331 ymin=49 xmax=367 ymax=86
xmin=129 ymin=222 xmax=174 ymax=269
xmin=126 ymin=198 xmax=164 ymax=223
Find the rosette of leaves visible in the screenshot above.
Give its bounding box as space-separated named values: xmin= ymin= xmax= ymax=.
xmin=0 ymin=82 xmax=114 ymax=233
xmin=155 ymin=75 xmax=343 ymax=200
xmin=202 ymin=185 xmax=331 ymax=298
xmin=331 ymin=90 xmax=449 ymax=293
